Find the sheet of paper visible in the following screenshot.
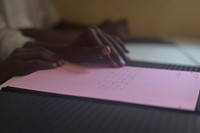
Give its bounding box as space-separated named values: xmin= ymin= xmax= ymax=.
xmin=9 ymin=63 xmax=200 ymax=111
xmin=125 ymin=43 xmax=197 ymax=66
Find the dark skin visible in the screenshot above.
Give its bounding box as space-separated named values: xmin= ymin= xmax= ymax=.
xmin=20 ymin=19 xmax=133 ymax=44
xmin=20 ymin=29 xmax=81 ymax=44
xmin=0 ymin=47 xmax=65 ymax=84
xmin=0 ymin=28 xmax=130 ymax=84
xmin=24 ymin=27 xmax=130 ymax=66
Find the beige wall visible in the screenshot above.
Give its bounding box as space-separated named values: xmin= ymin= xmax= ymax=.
xmin=53 ymin=0 xmax=200 ymax=38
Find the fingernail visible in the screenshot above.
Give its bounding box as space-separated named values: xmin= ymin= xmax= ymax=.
xmin=113 ymin=62 xmax=118 ymax=67
xmin=52 ymin=63 xmax=57 ymax=68
xmin=102 ymin=46 xmax=111 ymax=56
xmin=120 ymin=59 xmax=126 ymax=66
xmin=61 ymin=59 xmax=65 ymax=64
xmin=58 ymin=59 xmax=65 ymax=66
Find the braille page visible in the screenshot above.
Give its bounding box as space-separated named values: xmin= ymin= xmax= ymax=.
xmin=9 ymin=63 xmax=200 ymax=111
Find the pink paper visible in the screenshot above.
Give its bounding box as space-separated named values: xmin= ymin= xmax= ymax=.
xmin=9 ymin=63 xmax=200 ymax=111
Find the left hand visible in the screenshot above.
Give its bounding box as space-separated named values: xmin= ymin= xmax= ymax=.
xmin=0 ymin=47 xmax=64 ymax=84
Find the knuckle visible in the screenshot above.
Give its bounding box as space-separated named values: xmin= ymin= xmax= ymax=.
xmin=9 ymin=52 xmax=21 ymax=60
xmin=38 ymin=47 xmax=47 ymax=53
xmin=32 ymin=59 xmax=40 ymax=66
xmin=85 ymin=28 xmax=95 ymax=36
xmin=13 ymin=60 xmax=22 ymax=73
xmin=26 ymin=60 xmax=41 ymax=72
xmin=115 ymin=36 xmax=123 ymax=43
xmin=114 ymin=35 xmax=119 ymax=39
xmin=37 ymin=49 xmax=49 ymax=57
xmin=13 ymin=60 xmax=20 ymax=67
xmin=13 ymin=53 xmax=21 ymax=60
xmin=87 ymin=28 xmax=94 ymax=32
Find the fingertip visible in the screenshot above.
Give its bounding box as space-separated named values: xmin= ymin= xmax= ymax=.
xmin=52 ymin=63 xmax=58 ymax=68
xmin=91 ymin=25 xmax=98 ymax=29
xmin=102 ymin=46 xmax=111 ymax=56
xmin=121 ymin=59 xmax=126 ymax=66
xmin=116 ymin=59 xmax=126 ymax=67
xmin=112 ymin=62 xmax=118 ymax=67
xmin=57 ymin=59 xmax=65 ymax=66
xmin=61 ymin=59 xmax=66 ymax=64
xmin=113 ymin=62 xmax=125 ymax=67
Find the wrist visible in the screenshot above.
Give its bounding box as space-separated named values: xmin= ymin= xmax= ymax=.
xmin=0 ymin=64 xmax=7 ymax=84
xmin=23 ymin=41 xmax=35 ymax=48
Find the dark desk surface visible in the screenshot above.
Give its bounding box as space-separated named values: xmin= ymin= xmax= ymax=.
xmin=1 ymin=91 xmax=200 ymax=133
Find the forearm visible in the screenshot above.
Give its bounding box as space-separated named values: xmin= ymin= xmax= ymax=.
xmin=0 ymin=71 xmax=11 ymax=85
xmin=0 ymin=62 xmax=13 ymax=84
xmin=20 ymin=28 xmax=82 ymax=44
xmin=24 ymin=41 xmax=70 ymax=56
xmin=0 ymin=29 xmax=34 ymax=61
xmin=0 ymin=63 xmax=5 ymax=84
xmin=53 ymin=20 xmax=91 ymax=31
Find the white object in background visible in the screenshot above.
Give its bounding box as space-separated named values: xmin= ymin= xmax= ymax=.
xmin=178 ymin=44 xmax=200 ymax=66
xmin=125 ymin=43 xmax=197 ymax=66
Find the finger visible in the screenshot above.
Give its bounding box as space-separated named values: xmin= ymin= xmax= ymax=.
xmin=93 ymin=27 xmax=125 ymax=66
xmin=115 ymin=37 xmax=129 ymax=53
xmin=111 ymin=37 xmax=131 ymax=63
xmin=89 ymin=28 xmax=119 ymax=67
xmin=93 ymin=27 xmax=125 ymax=67
xmin=104 ymin=33 xmax=129 ymax=62
xmin=17 ymin=48 xmax=64 ymax=66
xmin=79 ymin=45 xmax=111 ymax=59
xmin=68 ymin=45 xmax=111 ymax=63
xmin=21 ymin=59 xmax=58 ymax=75
xmin=15 ymin=47 xmax=63 ymax=62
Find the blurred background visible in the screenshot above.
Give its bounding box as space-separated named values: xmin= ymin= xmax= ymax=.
xmin=53 ymin=0 xmax=200 ymax=40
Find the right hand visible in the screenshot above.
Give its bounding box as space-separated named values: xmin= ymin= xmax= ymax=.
xmin=0 ymin=47 xmax=64 ymax=84
xmin=62 ymin=27 xmax=130 ymax=67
